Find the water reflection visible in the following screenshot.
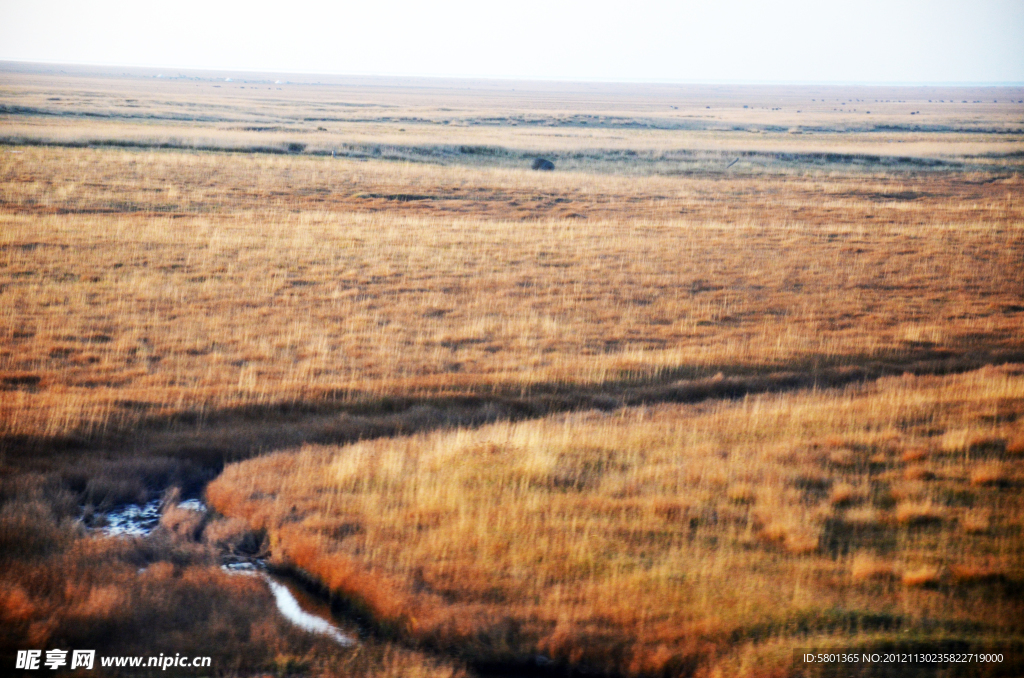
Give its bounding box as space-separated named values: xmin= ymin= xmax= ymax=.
xmin=264 ymin=576 xmax=355 ymax=646
xmin=86 ymin=499 xmax=355 ymax=646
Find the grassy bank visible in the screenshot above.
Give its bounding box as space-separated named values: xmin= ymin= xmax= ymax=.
xmin=208 ymin=366 xmax=1024 ymax=676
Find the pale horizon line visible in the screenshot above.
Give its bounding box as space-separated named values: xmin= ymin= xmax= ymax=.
xmin=3 ymin=59 xmax=1023 ymax=90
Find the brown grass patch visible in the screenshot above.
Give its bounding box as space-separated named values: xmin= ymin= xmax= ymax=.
xmin=950 ymin=564 xmax=1010 ymax=586
xmin=209 ymin=366 xmax=1024 ymax=676
xmin=850 ymin=553 xmax=898 ymax=582
xmin=2 ymin=139 xmax=1023 ymax=447
xmin=902 ymin=565 xmax=942 ymax=587
xmin=961 ymin=510 xmax=992 ymax=535
xmin=841 ymin=506 xmax=885 ymax=528
xmin=970 ymin=463 xmax=1012 ymax=487
xmin=903 ymin=465 xmax=936 ymax=481
xmin=828 ymin=482 xmax=861 ymax=506
xmin=0 ymin=474 xmax=466 ymax=677
xmin=894 ymin=501 xmax=945 ymax=526
xmin=900 ymin=447 xmax=930 ymax=463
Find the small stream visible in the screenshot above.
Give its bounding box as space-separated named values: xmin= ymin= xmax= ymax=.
xmin=85 ymin=499 xmax=560 ymax=676
xmin=85 ymin=499 xmax=356 ymax=647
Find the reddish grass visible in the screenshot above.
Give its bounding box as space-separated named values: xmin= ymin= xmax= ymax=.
xmin=208 ymin=366 xmax=1024 ymax=676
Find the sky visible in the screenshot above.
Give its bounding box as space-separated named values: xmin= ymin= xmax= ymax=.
xmin=1 ymin=0 xmax=1023 ymax=84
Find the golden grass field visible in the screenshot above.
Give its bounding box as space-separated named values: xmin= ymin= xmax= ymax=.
xmin=1 ymin=63 xmax=1023 ymax=676
xmin=208 ymin=366 xmax=1024 ymax=676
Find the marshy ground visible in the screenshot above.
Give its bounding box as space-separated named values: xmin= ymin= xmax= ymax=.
xmin=1 ymin=63 xmax=1023 ymax=676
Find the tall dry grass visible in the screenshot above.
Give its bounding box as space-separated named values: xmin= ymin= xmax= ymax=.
xmin=0 ymin=471 xmax=467 ymax=677
xmin=2 ymin=146 xmax=1022 ymax=447
xmin=3 ymin=70 xmax=1023 ymax=677
xmin=208 ymin=365 xmax=1024 ymax=676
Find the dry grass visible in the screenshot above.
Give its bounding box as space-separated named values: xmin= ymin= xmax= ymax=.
xmin=3 ymin=67 xmax=1023 ymax=676
xmin=3 ymin=66 xmax=1023 ymax=171
xmin=208 ymin=366 xmax=1024 ymax=676
xmin=850 ymin=553 xmax=898 ymax=582
xmin=0 ymin=473 xmax=466 ymax=677
xmin=3 ymin=73 xmax=1021 ymax=452
xmin=894 ymin=501 xmax=946 ymax=526
xmin=2 ymin=144 xmax=1021 ymax=445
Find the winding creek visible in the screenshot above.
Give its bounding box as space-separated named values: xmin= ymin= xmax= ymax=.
xmin=84 ymin=497 xmax=559 ymax=677
xmin=85 ymin=499 xmax=357 ymax=647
